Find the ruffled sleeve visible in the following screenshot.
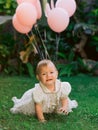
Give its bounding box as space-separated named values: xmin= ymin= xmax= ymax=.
xmin=32 ymin=84 xmax=43 ymax=103
xmin=61 ymin=82 xmax=71 ymax=98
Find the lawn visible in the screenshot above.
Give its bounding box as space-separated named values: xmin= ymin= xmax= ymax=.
xmin=0 ymin=74 xmax=98 ymax=130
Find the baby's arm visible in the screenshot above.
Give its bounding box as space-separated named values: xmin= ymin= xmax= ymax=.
xmin=59 ymin=97 xmax=68 ymax=115
xmin=35 ymin=103 xmax=46 ymax=122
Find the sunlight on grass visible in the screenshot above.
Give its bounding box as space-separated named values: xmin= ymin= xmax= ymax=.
xmin=0 ymin=74 xmax=98 ymax=130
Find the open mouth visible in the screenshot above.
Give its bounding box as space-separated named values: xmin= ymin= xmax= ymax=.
xmin=46 ymin=79 xmax=52 ymax=82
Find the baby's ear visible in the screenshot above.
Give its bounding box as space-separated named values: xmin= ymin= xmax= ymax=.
xmin=36 ymin=75 xmax=39 ymax=80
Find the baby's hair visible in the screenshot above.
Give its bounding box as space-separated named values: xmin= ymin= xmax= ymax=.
xmin=36 ymin=59 xmax=57 ymax=74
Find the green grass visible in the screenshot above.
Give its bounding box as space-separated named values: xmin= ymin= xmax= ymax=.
xmin=0 ymin=74 xmax=98 ymax=130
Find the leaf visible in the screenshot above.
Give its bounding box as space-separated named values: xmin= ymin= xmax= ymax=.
xmin=57 ymin=52 xmax=67 ymax=59
xmin=26 ymin=63 xmax=35 ymax=78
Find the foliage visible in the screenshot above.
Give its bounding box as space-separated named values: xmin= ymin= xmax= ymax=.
xmin=90 ymin=35 xmax=98 ymax=52
xmin=0 ymin=74 xmax=98 ymax=130
xmin=73 ymin=0 xmax=98 ymax=53
xmin=0 ymin=0 xmax=17 ymax=15
xmin=0 ymin=44 xmax=9 ymax=59
xmin=0 ymin=21 xmax=25 ymax=75
xmin=57 ymin=62 xmax=78 ymax=77
xmin=0 ymin=0 xmax=98 ymax=76
xmin=26 ymin=62 xmax=35 ymax=78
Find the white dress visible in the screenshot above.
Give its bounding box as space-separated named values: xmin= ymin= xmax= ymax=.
xmin=10 ymin=79 xmax=78 ymax=115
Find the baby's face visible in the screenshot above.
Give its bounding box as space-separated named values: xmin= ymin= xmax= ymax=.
xmin=37 ymin=64 xmax=58 ymax=87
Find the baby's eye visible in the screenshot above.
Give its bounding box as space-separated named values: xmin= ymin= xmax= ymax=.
xmin=42 ymin=73 xmax=46 ymax=75
xmin=50 ymin=72 xmax=54 ymax=74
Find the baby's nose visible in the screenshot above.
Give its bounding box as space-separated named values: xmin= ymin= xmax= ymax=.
xmin=47 ymin=73 xmax=51 ymax=77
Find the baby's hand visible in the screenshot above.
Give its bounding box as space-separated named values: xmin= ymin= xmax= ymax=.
xmin=59 ymin=106 xmax=68 ymax=115
xmin=39 ymin=118 xmax=47 ymax=123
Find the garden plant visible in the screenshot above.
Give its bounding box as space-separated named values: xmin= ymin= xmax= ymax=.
xmin=0 ymin=0 xmax=98 ymax=76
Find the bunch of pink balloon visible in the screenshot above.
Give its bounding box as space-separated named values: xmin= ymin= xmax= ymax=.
xmin=12 ymin=0 xmax=42 ymax=34
xmin=45 ymin=0 xmax=77 ymax=33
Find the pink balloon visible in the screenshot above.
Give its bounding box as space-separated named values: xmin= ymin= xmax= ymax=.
xmin=16 ymin=2 xmax=37 ymax=26
xmin=22 ymin=0 xmax=37 ymax=4
xmin=16 ymin=0 xmax=22 ymax=4
xmin=47 ymin=8 xmax=69 ymax=33
xmin=17 ymin=0 xmax=37 ymax=5
xmin=56 ymin=0 xmax=76 ymax=17
xmin=35 ymin=0 xmax=42 ymax=19
xmin=12 ymin=14 xmax=32 ymax=34
xmin=45 ymin=3 xmax=51 ymax=17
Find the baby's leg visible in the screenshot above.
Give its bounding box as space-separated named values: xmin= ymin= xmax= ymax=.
xmin=10 ymin=88 xmax=35 ymax=115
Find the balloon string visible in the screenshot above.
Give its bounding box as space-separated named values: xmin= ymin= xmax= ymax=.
xmin=34 ymin=24 xmax=50 ymax=60
xmin=31 ymin=30 xmax=45 ymax=60
xmin=26 ymin=33 xmax=30 ymax=39
xmin=26 ymin=32 xmax=44 ymax=60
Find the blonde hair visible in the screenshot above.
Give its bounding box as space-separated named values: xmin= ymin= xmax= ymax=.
xmin=36 ymin=59 xmax=57 ymax=74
